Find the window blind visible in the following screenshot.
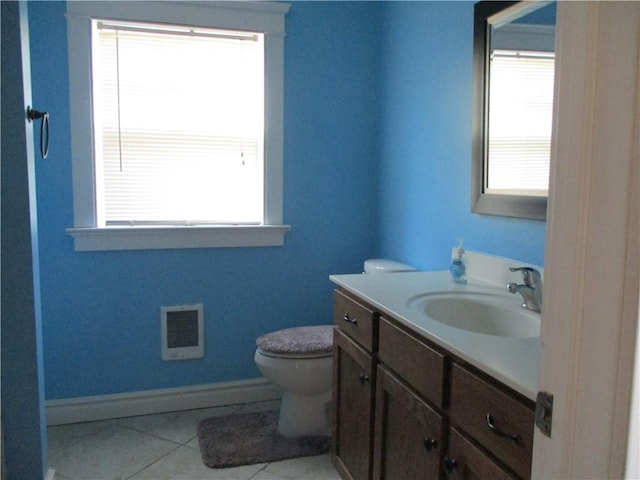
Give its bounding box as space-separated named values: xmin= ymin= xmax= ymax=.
xmin=487 ymin=50 xmax=554 ymax=194
xmin=91 ymin=20 xmax=265 ymax=225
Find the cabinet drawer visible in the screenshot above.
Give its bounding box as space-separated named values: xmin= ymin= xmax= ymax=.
xmin=333 ymin=289 xmax=377 ymax=351
xmin=450 ymin=364 xmax=534 ymax=479
xmin=445 ymin=429 xmax=515 ymax=480
xmin=378 ymin=316 xmax=446 ymax=408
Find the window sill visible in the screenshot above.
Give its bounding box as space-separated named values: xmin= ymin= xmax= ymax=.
xmin=66 ymin=225 xmax=291 ymax=251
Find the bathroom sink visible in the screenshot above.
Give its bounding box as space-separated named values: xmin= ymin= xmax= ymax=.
xmin=407 ymin=291 xmax=540 ymax=338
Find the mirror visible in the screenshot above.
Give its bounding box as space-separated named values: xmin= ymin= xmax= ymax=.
xmin=472 ymin=1 xmax=556 ymax=220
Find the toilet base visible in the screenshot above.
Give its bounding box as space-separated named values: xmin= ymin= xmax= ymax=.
xmin=277 ymin=390 xmax=332 ymax=438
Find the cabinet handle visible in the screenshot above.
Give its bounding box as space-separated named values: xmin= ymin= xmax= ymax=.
xmin=343 ymin=312 xmax=358 ymax=325
xmin=358 ymin=373 xmax=370 ymax=384
xmin=485 ymin=413 xmax=523 ymax=445
xmin=443 ymin=456 xmax=458 ymax=474
xmin=423 ymin=437 xmax=438 ymax=452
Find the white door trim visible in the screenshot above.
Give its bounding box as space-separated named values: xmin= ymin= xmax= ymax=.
xmin=533 ymin=2 xmax=640 ymax=478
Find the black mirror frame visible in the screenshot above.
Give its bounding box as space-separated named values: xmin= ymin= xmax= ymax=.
xmin=471 ymin=0 xmax=548 ymax=221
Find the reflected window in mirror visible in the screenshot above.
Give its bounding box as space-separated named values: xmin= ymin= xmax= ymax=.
xmin=472 ymin=1 xmax=556 ymax=220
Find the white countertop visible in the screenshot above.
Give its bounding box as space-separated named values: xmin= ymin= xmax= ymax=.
xmin=329 ymin=270 xmax=540 ymax=400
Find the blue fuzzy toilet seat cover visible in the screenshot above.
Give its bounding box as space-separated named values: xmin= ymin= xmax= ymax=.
xmin=256 ymin=325 xmax=333 ymax=356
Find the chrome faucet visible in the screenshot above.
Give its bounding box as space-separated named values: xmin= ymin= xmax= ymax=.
xmin=507 ymin=266 xmax=542 ymax=313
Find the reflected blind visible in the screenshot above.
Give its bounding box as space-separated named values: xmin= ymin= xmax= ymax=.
xmin=487 ymin=50 xmax=554 ymax=194
xmin=91 ymin=20 xmax=265 ymax=226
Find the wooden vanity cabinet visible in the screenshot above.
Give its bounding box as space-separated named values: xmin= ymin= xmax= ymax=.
xmin=332 ymin=288 xmax=535 ymax=480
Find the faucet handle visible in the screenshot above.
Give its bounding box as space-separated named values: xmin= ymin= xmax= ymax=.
xmin=509 ymin=266 xmax=541 ymax=286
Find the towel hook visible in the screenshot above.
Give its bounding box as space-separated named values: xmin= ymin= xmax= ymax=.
xmin=27 ymin=106 xmax=50 ymax=159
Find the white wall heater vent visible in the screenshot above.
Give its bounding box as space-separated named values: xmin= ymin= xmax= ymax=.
xmin=161 ymin=304 xmax=204 ymax=361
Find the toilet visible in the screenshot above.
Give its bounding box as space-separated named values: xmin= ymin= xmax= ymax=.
xmin=254 ymin=258 xmax=415 ymax=438
xmin=363 ymin=258 xmax=416 ymax=274
xmin=254 ymin=325 xmax=333 ymax=437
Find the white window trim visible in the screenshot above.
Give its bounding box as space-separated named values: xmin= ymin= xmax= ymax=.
xmin=65 ymin=1 xmax=290 ymax=251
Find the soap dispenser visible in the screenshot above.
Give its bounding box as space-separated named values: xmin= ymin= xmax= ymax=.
xmin=450 ymin=240 xmax=467 ymax=284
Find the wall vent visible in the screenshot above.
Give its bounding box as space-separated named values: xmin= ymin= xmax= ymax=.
xmin=161 ymin=304 xmax=204 ymax=361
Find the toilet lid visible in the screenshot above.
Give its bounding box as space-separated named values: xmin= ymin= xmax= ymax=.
xmin=256 ymin=325 xmax=333 ymax=358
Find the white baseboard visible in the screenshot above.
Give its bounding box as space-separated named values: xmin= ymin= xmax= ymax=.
xmin=45 ymin=377 xmax=281 ymax=426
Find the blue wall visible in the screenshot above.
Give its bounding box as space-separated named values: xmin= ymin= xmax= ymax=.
xmin=29 ymin=1 xmax=381 ymax=400
xmin=28 ymin=1 xmax=545 ymax=401
xmin=377 ymin=1 xmax=546 ymax=270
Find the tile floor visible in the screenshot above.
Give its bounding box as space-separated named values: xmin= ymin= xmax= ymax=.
xmin=47 ymin=401 xmax=341 ymax=480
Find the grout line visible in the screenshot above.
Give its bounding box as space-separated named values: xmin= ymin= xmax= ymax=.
xmin=47 ymin=420 xmax=116 ymax=467
xmin=124 ymin=443 xmax=183 ymax=480
xmin=118 ymin=424 xmax=186 ymax=448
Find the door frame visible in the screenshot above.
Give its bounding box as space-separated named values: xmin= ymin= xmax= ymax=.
xmin=533 ymin=2 xmax=639 ymax=478
xmin=1 ymin=1 xmax=49 ymax=478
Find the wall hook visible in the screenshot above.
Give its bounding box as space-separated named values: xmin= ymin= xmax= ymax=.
xmin=27 ymin=106 xmax=50 ymax=159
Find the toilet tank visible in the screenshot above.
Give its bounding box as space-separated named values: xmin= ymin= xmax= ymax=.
xmin=364 ymin=258 xmax=416 ymax=274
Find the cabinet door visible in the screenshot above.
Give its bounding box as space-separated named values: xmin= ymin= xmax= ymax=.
xmin=444 ymin=429 xmax=516 ymax=480
xmin=333 ymin=328 xmax=376 ymax=480
xmin=373 ymin=365 xmax=443 ymax=480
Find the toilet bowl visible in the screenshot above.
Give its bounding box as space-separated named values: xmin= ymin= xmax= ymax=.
xmin=255 ymin=258 xmax=415 ymax=438
xmin=254 ymin=325 xmax=333 ymax=437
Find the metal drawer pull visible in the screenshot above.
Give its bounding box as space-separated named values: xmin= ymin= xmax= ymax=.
xmin=358 ymin=373 xmax=370 ymax=384
xmin=343 ymin=312 xmax=358 ymax=325
xmin=485 ymin=413 xmax=523 ymax=445
xmin=423 ymin=437 xmax=438 ymax=452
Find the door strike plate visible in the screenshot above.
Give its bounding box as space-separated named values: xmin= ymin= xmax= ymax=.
xmin=535 ymin=391 xmax=553 ymax=437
